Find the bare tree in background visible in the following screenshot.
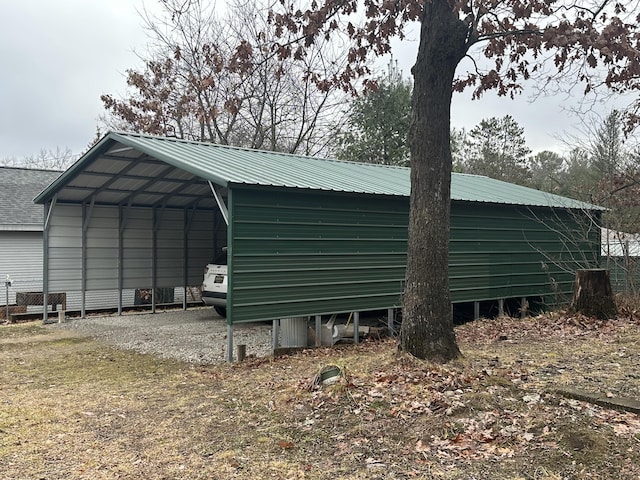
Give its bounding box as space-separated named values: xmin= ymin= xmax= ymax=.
xmin=1 ymin=146 xmax=76 ymax=171
xmin=101 ymin=0 xmax=348 ymax=155
xmin=589 ymin=111 xmax=640 ymax=234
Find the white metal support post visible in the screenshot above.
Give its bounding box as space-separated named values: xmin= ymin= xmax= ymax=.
xmin=81 ymin=197 xmax=95 ymax=319
xmin=42 ymin=196 xmax=57 ymax=324
xmin=208 ymin=182 xmax=228 ymax=225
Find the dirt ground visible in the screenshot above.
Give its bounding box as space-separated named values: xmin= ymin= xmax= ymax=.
xmin=1 ymin=309 xmax=639 ymax=479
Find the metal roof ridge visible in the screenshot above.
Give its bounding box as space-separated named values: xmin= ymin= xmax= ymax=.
xmin=111 ymin=130 xmax=411 ymax=172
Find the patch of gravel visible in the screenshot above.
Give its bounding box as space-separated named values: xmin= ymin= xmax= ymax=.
xmin=51 ymin=307 xmax=273 ymax=364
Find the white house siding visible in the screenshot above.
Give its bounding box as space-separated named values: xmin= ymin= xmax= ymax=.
xmin=0 ymin=231 xmax=44 ymax=305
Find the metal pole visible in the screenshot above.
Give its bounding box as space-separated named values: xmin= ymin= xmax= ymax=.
xmin=353 ymin=311 xmax=360 ymax=344
xmin=5 ymin=277 xmax=9 ymax=321
xmin=226 ymin=324 xmax=234 ymax=362
xmin=208 ymin=181 xmax=229 ymax=225
xmin=272 ymin=319 xmax=279 ymax=352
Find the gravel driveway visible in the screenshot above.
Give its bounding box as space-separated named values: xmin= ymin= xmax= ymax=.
xmin=53 ymin=307 xmax=273 ymax=364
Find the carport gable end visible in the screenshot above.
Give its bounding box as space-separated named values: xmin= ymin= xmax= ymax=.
xmin=33 ymin=131 xmax=604 ymax=330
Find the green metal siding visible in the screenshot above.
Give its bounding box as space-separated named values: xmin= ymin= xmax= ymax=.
xmin=603 ymin=256 xmax=640 ymax=294
xmin=450 ymin=203 xmax=600 ymax=304
xmin=228 ymin=187 xmax=407 ymax=323
xmin=227 ymin=187 xmax=601 ymax=324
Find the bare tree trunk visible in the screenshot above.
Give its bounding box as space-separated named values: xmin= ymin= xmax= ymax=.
xmin=571 ymin=269 xmax=617 ymax=319
xmin=401 ymin=0 xmax=470 ymax=361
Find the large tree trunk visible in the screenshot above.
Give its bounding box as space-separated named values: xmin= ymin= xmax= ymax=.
xmin=571 ymin=269 xmax=617 ymax=319
xmin=401 ymin=0 xmax=470 ymax=361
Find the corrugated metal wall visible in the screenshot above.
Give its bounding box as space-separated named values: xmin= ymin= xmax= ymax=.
xmin=604 ymin=256 xmax=639 ymax=294
xmin=46 ymin=203 xmax=222 ymax=311
xmin=86 ymin=206 xmax=119 ymax=290
xmin=229 ymin=187 xmax=600 ymax=323
xmin=43 ymin=185 xmax=599 ymax=322
xmin=63 ymin=287 xmax=196 ymax=311
xmin=156 ymin=209 xmax=184 ymax=288
xmin=450 ymin=203 xmax=600 ymax=305
xmin=229 ymin=187 xmax=408 ymax=322
xmin=122 ymin=207 xmax=153 ymax=289
xmin=48 ymin=204 xmax=82 ymax=291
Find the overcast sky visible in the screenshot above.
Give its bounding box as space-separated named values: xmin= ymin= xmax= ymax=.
xmin=0 ymin=0 xmax=622 ymax=161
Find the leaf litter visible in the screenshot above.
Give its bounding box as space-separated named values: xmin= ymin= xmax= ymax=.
xmin=1 ymin=309 xmax=639 ymax=479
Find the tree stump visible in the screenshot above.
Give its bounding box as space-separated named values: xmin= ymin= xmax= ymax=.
xmin=570 ymin=269 xmax=617 ymax=319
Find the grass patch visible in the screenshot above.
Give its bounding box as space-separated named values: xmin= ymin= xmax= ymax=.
xmin=0 ymin=321 xmax=49 ymax=340
xmin=1 ymin=317 xmax=640 ymax=479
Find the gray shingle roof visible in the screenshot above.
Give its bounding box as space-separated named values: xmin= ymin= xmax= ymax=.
xmin=0 ymin=167 xmax=62 ymax=231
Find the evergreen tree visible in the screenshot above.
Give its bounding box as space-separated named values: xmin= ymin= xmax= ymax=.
xmin=458 ymin=116 xmax=531 ymax=185
xmin=528 ymin=150 xmax=566 ymax=192
xmin=336 ymin=61 xmax=411 ymax=166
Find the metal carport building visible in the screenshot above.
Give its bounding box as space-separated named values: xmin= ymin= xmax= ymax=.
xmin=34 ymin=132 xmax=602 ymax=359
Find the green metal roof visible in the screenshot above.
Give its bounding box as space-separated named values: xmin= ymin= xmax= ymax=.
xmin=34 ymin=131 xmax=603 ymax=211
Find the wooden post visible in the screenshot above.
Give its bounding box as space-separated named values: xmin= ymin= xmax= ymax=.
xmin=571 ymin=269 xmax=617 ymax=319
xmin=237 ymin=344 xmax=246 ymax=362
xmin=520 ymin=297 xmax=528 ymax=319
xmin=226 ymin=324 xmax=234 ymax=362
